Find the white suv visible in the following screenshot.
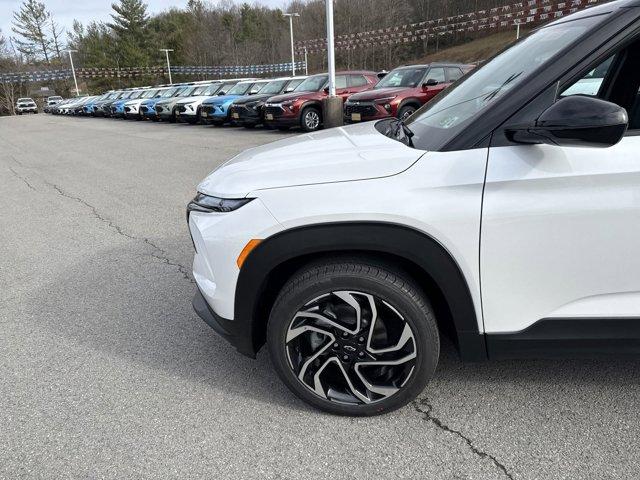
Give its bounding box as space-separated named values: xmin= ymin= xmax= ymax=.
xmin=16 ymin=98 xmax=38 ymax=114
xmin=187 ymin=0 xmax=640 ymax=416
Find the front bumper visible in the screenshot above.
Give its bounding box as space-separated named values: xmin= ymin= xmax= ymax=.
xmin=192 ymin=288 xmax=255 ymax=357
xmin=230 ymin=105 xmax=261 ymax=125
xmin=17 ymin=107 xmax=38 ymax=113
xmin=200 ymin=105 xmax=228 ymax=122
xmin=187 ymin=198 xmax=283 ymax=356
xmin=344 ymin=101 xmax=391 ymax=123
xmin=263 ymin=105 xmax=299 ymax=127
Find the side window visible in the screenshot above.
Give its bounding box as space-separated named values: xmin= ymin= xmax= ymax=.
xmin=447 ymin=67 xmax=464 ymax=82
xmin=561 ymin=56 xmax=614 ymax=98
xmin=335 ymin=75 xmax=348 ymax=89
xmin=349 ymin=75 xmax=368 ymax=87
xmin=425 ymin=67 xmax=446 ymax=84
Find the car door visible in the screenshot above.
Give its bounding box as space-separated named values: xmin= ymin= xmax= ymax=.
xmin=481 ymin=45 xmax=640 ymax=341
xmin=422 ymin=66 xmax=447 ymax=101
xmin=334 ymin=75 xmax=351 ymax=102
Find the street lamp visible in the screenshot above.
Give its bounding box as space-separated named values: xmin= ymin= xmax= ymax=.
xmin=159 ymin=48 xmax=174 ymax=84
xmin=65 ymin=49 xmax=79 ymax=96
xmin=283 ymin=13 xmax=300 ymax=76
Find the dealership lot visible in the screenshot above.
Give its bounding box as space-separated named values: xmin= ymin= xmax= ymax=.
xmin=2 ymin=114 xmax=640 ymax=479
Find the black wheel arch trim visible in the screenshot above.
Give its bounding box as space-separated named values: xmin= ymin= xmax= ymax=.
xmin=398 ymin=98 xmax=422 ymax=112
xmin=235 ymin=222 xmax=487 ymax=361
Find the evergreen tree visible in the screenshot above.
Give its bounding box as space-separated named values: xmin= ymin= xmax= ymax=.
xmin=107 ymin=0 xmax=151 ymax=66
xmin=11 ymin=0 xmax=52 ymax=63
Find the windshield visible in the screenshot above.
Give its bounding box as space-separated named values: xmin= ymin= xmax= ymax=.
xmin=295 ymin=75 xmax=327 ymax=92
xmin=259 ymin=80 xmax=288 ymax=95
xmin=182 ymin=86 xmax=197 ymax=97
xmin=228 ymin=82 xmax=253 ymax=95
xmin=376 ymin=68 xmax=428 ymax=89
xmin=18 ymin=98 xmax=33 ymax=102
xmin=159 ymin=87 xmax=176 ymax=97
xmin=406 ymin=15 xmax=599 ymax=150
xmin=201 ymin=83 xmax=222 ymax=95
xmin=192 ymin=85 xmax=211 ymax=96
xmin=141 ymin=89 xmax=158 ymax=98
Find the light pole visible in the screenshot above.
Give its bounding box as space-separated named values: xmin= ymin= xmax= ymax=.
xmin=283 ymin=13 xmax=299 ymax=76
xmin=325 ymin=0 xmax=336 ymax=96
xmin=65 ymin=49 xmax=79 ymax=96
xmin=515 ymin=21 xmax=521 ymax=39
xmin=322 ymin=0 xmax=342 ymax=128
xmin=159 ymin=48 xmax=174 ymax=84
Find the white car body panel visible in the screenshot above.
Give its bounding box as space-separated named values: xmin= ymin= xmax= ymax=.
xmin=189 ymin=199 xmax=284 ymax=319
xmin=176 ymin=96 xmax=216 ymax=117
xmin=197 ymin=123 xmax=425 ymax=198
xmin=194 ymin=122 xmax=488 ymax=329
xmin=255 ymin=148 xmax=489 ymax=331
xmin=481 ymin=136 xmax=640 ymax=333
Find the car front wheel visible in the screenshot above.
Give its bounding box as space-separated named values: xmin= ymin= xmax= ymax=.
xmin=267 ymin=258 xmax=439 ymax=416
xmin=398 ymin=105 xmax=417 ymax=121
xmin=300 ymin=106 xmax=321 ymax=132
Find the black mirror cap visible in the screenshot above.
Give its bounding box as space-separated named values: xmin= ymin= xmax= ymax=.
xmin=424 ymin=79 xmax=439 ymax=87
xmin=506 ymin=96 xmax=628 ymax=148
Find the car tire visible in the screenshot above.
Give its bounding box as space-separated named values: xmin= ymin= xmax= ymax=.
xmin=300 ymin=106 xmax=322 ymax=132
xmin=267 ymin=258 xmax=439 ymax=416
xmin=398 ymin=105 xmax=417 ymax=121
xmin=243 ymin=123 xmax=256 ymax=129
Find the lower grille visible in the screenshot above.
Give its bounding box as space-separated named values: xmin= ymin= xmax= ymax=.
xmin=345 ymin=103 xmax=378 ymax=116
xmin=264 ymin=106 xmax=284 ymax=118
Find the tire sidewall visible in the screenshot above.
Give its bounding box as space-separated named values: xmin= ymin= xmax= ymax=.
xmin=267 ymin=267 xmax=439 ymax=416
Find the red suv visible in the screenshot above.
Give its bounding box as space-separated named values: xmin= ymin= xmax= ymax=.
xmin=344 ymin=63 xmax=473 ymax=123
xmin=264 ymin=71 xmax=379 ymax=132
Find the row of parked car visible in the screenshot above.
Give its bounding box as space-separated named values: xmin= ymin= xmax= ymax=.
xmin=45 ymin=63 xmax=472 ymax=131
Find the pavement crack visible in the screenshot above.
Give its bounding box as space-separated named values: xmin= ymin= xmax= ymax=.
xmin=47 ymin=182 xmax=194 ymax=284
xmin=412 ymin=397 xmax=514 ymax=480
xmin=8 ymin=167 xmax=37 ymax=191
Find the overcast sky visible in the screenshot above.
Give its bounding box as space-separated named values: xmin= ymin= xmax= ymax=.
xmin=1 ymin=0 xmax=288 ymax=44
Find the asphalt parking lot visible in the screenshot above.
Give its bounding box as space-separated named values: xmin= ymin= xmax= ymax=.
xmin=2 ymin=114 xmax=639 ymax=479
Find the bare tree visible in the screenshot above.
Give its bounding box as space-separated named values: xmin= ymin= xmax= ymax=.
xmin=50 ymin=19 xmax=65 ymax=60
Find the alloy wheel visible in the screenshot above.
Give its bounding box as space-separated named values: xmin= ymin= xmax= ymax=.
xmin=304 ymin=110 xmax=320 ymax=130
xmin=285 ymin=290 xmax=417 ymax=405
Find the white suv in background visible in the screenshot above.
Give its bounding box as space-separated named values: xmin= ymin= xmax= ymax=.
xmin=16 ymin=98 xmax=38 ymax=114
xmin=187 ymin=0 xmax=640 ymax=415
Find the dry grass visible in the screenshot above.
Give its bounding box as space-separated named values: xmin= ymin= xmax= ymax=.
xmin=417 ymin=29 xmax=532 ymax=64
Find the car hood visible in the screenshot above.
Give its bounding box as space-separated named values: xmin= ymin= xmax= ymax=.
xmin=198 ymin=121 xmax=424 ymax=198
xmin=176 ymin=95 xmax=214 ymax=105
xmin=203 ymin=94 xmax=240 ymax=105
xmin=267 ymin=90 xmax=321 ymax=104
xmin=348 ymin=87 xmax=411 ymax=101
xmin=233 ymin=93 xmax=271 ymax=105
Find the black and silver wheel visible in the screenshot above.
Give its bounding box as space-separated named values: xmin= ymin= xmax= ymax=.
xmin=398 ymin=105 xmax=417 ymax=121
xmin=268 ymin=259 xmax=439 ymax=416
xmin=300 ymin=106 xmax=321 ymax=132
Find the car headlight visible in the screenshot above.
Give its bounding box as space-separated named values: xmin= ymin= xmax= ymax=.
xmin=246 ymin=101 xmax=262 ymax=110
xmin=375 ymin=96 xmax=397 ymax=104
xmin=187 ymin=193 xmax=254 ymax=217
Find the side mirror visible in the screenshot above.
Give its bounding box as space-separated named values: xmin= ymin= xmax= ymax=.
xmin=423 ymin=79 xmax=438 ymax=88
xmin=506 ymin=96 xmax=628 ymax=148
xmin=323 ymin=87 xmax=330 ymax=94
xmin=218 ymin=91 xmax=225 ymax=96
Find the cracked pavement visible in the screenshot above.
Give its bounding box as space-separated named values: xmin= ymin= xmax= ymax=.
xmin=2 ymin=115 xmax=640 ymax=479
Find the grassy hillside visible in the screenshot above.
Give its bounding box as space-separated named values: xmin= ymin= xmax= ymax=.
xmin=417 ymin=29 xmax=532 ymax=65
